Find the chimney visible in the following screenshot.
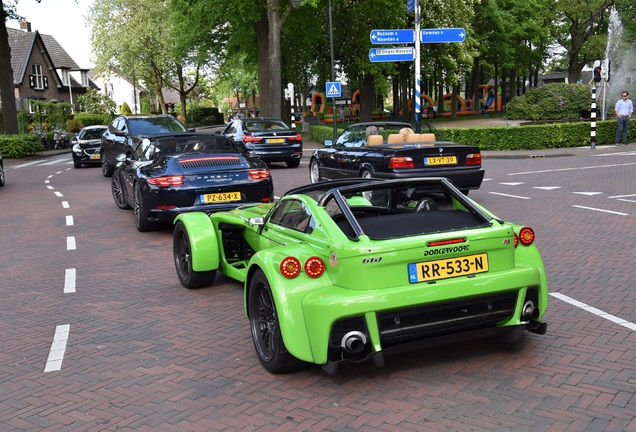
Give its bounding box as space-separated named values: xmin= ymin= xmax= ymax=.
xmin=20 ymin=21 xmax=32 ymax=32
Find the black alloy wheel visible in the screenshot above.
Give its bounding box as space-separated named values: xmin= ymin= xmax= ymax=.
xmin=101 ymin=153 xmax=114 ymax=177
xmin=173 ymin=221 xmax=216 ymax=289
xmin=111 ymin=172 xmax=131 ymax=209
xmin=248 ymin=270 xmax=304 ymax=373
xmin=133 ymin=183 xmax=154 ymax=232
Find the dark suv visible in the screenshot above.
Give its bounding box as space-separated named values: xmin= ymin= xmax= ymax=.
xmin=100 ymin=115 xmax=187 ymax=177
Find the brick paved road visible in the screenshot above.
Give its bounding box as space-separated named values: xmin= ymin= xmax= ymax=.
xmin=0 ymin=151 xmax=635 ymax=431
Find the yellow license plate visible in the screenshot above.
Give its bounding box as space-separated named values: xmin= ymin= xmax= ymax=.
xmin=408 ymin=253 xmax=488 ymax=283
xmin=202 ymin=192 xmax=241 ymax=204
xmin=425 ymin=156 xmax=457 ymax=166
xmin=90 ymin=154 xmax=100 ymax=160
xmin=268 ymin=138 xmax=285 ymax=143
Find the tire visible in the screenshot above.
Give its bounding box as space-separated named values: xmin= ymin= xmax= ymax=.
xmin=0 ymin=163 xmax=5 ymax=187
xmin=173 ymin=221 xmax=216 ymax=289
xmin=111 ymin=172 xmax=131 ymax=209
xmin=248 ymin=270 xmax=305 ymax=373
xmin=74 ymin=162 xmax=81 ymax=169
xmin=134 ymin=183 xmax=154 ymax=232
xmin=286 ymin=158 xmax=301 ymax=168
xmin=309 ymin=160 xmax=322 ymax=183
xmin=101 ymin=153 xmax=115 ymax=177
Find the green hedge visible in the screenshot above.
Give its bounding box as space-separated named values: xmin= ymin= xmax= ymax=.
xmin=309 ymin=120 xmax=630 ymax=151
xmin=0 ymin=134 xmax=44 ymax=158
xmin=73 ymin=113 xmax=114 ymax=127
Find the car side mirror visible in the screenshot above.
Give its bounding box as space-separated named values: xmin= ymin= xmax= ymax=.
xmin=324 ymin=140 xmax=333 ymax=147
xmin=115 ymin=153 xmax=128 ymax=163
xmin=111 ymin=128 xmax=126 ymax=137
xmin=248 ymin=217 xmax=264 ymax=227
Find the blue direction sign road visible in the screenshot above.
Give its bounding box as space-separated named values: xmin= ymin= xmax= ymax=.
xmin=406 ymin=0 xmax=415 ymax=13
xmin=421 ymin=28 xmax=466 ymax=43
xmin=369 ymin=47 xmax=415 ymax=63
xmin=370 ymin=29 xmax=415 ymax=44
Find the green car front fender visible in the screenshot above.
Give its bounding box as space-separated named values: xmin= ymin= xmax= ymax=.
xmin=174 ymin=212 xmax=219 ymax=272
xmin=245 ymin=245 xmax=332 ymax=364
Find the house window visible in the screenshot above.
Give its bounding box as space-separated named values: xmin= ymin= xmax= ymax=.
xmin=81 ymin=71 xmax=89 ymax=87
xmin=29 ymin=64 xmax=48 ymax=90
xmin=61 ymin=69 xmax=70 ymax=86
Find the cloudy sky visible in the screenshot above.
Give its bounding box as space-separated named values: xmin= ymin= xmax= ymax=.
xmin=7 ymin=0 xmax=94 ymax=68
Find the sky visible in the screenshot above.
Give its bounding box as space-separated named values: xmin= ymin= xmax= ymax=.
xmin=7 ymin=0 xmax=94 ymax=68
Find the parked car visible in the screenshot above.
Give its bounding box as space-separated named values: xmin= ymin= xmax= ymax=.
xmin=0 ymin=150 xmax=5 ymax=187
xmin=220 ymin=117 xmax=303 ymax=168
xmin=308 ymin=121 xmax=484 ymax=193
xmin=172 ymin=177 xmax=548 ymax=374
xmin=101 ymin=114 xmax=188 ymax=177
xmin=111 ymin=133 xmax=274 ymax=232
xmin=72 ymin=125 xmax=108 ymax=168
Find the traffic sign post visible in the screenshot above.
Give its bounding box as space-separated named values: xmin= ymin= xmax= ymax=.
xmin=370 ymin=29 xmax=415 ymax=44
xmin=421 ymin=28 xmax=466 ymax=43
xmin=368 ymin=47 xmax=415 ymax=63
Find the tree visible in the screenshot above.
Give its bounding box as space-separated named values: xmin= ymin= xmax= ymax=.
xmin=0 ymin=0 xmax=23 ymax=134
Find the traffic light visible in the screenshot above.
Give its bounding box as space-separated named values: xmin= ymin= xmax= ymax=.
xmin=593 ymin=66 xmax=602 ymax=83
xmin=604 ymin=59 xmax=611 ymax=82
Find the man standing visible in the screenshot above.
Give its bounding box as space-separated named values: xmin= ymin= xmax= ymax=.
xmin=614 ymin=91 xmax=633 ymax=145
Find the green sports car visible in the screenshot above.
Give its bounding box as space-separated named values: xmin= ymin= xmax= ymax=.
xmin=173 ymin=177 xmax=548 ymax=374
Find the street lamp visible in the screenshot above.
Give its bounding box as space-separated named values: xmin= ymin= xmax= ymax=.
xmin=328 ymin=0 xmax=337 ymax=144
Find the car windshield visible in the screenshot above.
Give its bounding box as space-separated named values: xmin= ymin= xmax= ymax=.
xmin=78 ymin=128 xmax=106 ymax=140
xmin=128 ymin=117 xmax=187 ymax=134
xmin=244 ymin=119 xmax=290 ymax=131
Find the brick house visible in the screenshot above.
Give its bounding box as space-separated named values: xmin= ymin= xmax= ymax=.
xmin=7 ymin=21 xmax=98 ymax=112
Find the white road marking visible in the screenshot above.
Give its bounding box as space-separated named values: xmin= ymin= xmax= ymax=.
xmin=533 ymin=186 xmax=561 ymax=190
xmin=43 ymin=324 xmax=70 ymax=372
xmin=54 ymin=191 xmax=63 ymax=197
xmin=489 ymin=192 xmax=531 ymax=199
xmin=508 ymin=161 xmax=636 ymax=176
xmin=616 ymin=198 xmax=636 ymax=203
xmin=11 ymin=160 xmax=47 ymax=169
xmin=573 ymin=192 xmax=603 ymax=196
xmin=64 ymin=268 xmax=76 ymax=294
xmin=67 ymin=236 xmax=76 ymax=250
xmin=499 ymin=182 xmax=525 ymax=186
xmin=550 ymin=293 xmax=636 ymax=331
xmin=46 ymin=185 xmax=54 ymax=190
xmin=66 ymin=215 xmax=74 ymax=226
xmin=62 ymin=201 xmax=70 ymax=209
xmin=572 ymin=205 xmax=628 ymax=216
xmin=40 ymin=159 xmax=70 ymax=166
xmin=609 ymin=193 xmax=636 ymax=198
xmin=45 ymin=180 xmax=50 ymax=184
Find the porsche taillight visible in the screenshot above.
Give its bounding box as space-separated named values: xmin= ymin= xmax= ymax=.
xmin=280 ymin=257 xmax=301 ymax=278
xmin=514 ymin=227 xmax=535 ymax=247
xmin=249 ymin=169 xmax=271 ymax=180
xmin=465 ymin=153 xmax=482 ymax=165
xmin=147 ymin=175 xmax=185 ymax=187
xmin=388 ymin=157 xmax=414 ymax=169
xmin=243 ymin=135 xmax=264 ymax=143
xmin=304 ymin=256 xmax=325 ymax=278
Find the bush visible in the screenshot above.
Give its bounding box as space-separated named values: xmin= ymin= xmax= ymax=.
xmin=506 ymin=83 xmax=590 ymax=121
xmin=66 ymin=118 xmax=84 ymax=133
xmin=0 ymin=134 xmax=44 ymax=158
xmin=74 ymin=113 xmax=113 ymax=127
xmin=121 ymin=102 xmax=132 ymax=115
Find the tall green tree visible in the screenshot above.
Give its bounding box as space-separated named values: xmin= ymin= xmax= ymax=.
xmin=0 ymin=0 xmax=24 ymax=134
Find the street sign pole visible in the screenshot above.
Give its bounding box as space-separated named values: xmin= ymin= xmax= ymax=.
xmin=414 ymin=0 xmax=421 ymax=133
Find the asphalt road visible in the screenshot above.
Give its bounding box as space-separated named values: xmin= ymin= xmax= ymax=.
xmin=1 ymin=148 xmax=635 ymax=431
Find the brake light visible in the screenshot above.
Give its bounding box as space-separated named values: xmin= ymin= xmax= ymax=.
xmin=514 ymin=227 xmax=535 ymax=247
xmin=243 ymin=135 xmax=264 ymax=143
xmin=388 ymin=156 xmax=414 ymax=169
xmin=427 ymin=237 xmax=466 ymax=247
xmin=288 ymin=133 xmax=302 ymax=141
xmin=304 ymin=256 xmax=325 ymax=278
xmin=466 ymin=153 xmax=482 ymax=165
xmin=249 ymin=169 xmax=271 ymax=180
xmin=280 ymin=257 xmax=301 ymax=278
xmin=147 ymin=175 xmax=185 ymax=187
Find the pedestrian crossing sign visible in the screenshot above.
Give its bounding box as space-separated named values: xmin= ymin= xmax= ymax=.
xmin=326 ymin=81 xmax=341 ymax=98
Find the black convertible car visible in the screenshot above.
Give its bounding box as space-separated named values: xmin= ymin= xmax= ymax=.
xmin=111 ymin=133 xmax=274 ymax=231
xmin=309 ymin=121 xmax=484 ymax=193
